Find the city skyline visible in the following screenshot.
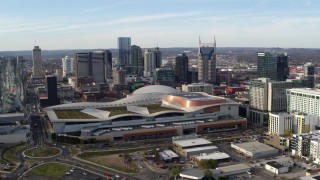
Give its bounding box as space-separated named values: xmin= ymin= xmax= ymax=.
xmin=0 ymin=0 xmax=320 ymax=50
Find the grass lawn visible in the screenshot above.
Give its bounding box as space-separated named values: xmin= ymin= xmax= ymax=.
xmin=99 ymin=106 xmax=135 ymax=117
xmin=3 ymin=144 xmax=25 ymax=165
xmin=24 ymin=147 xmax=61 ymax=157
xmin=139 ymin=104 xmax=179 ymax=114
xmin=27 ymin=163 xmax=71 ymax=180
xmin=54 ymin=109 xmax=97 ymax=119
xmin=78 ymin=148 xmax=145 ymax=173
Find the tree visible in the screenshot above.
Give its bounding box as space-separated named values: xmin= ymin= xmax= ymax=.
xmin=169 ymin=166 xmax=182 ymax=180
xmin=199 ymin=159 xmax=219 ymax=169
xmin=203 ymin=169 xmax=212 ymax=180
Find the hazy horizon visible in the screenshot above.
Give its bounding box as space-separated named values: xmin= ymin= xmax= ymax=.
xmin=1 ymin=0 xmax=320 ymax=50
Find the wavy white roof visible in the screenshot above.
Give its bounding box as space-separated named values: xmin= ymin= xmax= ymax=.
xmin=133 ymin=85 xmax=178 ymax=95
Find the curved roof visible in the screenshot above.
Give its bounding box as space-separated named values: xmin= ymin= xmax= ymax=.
xmin=133 ymin=85 xmax=178 ymax=95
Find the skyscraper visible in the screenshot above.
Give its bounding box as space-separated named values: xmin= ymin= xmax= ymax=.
xmin=154 ymin=47 xmax=162 ymax=68
xmin=144 ymin=50 xmax=156 ymax=77
xmin=105 ymin=50 xmax=112 ymax=80
xmin=75 ymin=51 xmax=110 ymax=84
xmin=118 ymin=37 xmax=131 ymax=68
xmin=257 ymin=52 xmax=289 ymax=81
xmin=198 ymin=37 xmax=217 ymax=83
xmin=32 ymin=46 xmax=42 ymax=78
xmin=62 ymin=55 xmax=75 ymax=77
xmin=174 ymin=53 xmax=189 ymax=84
xmin=40 ymin=76 xmax=60 ymax=107
xmin=130 ymin=45 xmax=144 ymax=76
xmin=154 ymin=68 xmax=174 ymax=85
xmin=303 ymin=62 xmax=315 ymax=88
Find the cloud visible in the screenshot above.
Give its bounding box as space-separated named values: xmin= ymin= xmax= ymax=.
xmin=36 ymin=11 xmax=201 ymax=33
xmin=83 ymin=1 xmax=127 ymax=13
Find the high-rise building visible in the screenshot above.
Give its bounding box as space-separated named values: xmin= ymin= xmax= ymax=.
xmin=118 ymin=37 xmax=131 ymax=67
xmin=40 ymin=76 xmax=60 ymax=107
xmin=144 ymin=50 xmax=156 ymax=77
xmin=75 ymin=51 xmax=110 ymax=85
xmin=62 ymin=55 xmax=75 ymax=77
xmin=198 ymin=37 xmax=217 ymax=83
xmin=268 ymin=113 xmax=294 ymax=136
xmin=105 ymin=50 xmax=112 ymax=80
xmin=257 ymin=52 xmax=289 ymax=81
xmin=303 ymin=62 xmax=315 ymax=88
xmin=112 ymin=68 xmax=126 ymax=85
xmin=154 ymin=47 xmax=162 ymax=68
xmin=249 ymin=78 xmax=310 ymax=125
xmin=0 ymin=56 xmax=25 ymax=113
xmin=154 ymin=68 xmax=174 ymax=85
xmin=290 ymin=133 xmax=311 ymax=157
xmin=182 ymin=83 xmax=213 ymax=95
xmin=174 ymin=53 xmax=188 ymax=84
xmin=32 ymin=46 xmax=42 ymax=78
xmin=287 ymin=88 xmax=320 ymax=117
xmin=130 ymin=45 xmax=143 ymax=76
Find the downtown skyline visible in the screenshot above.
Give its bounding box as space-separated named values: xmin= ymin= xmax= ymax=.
xmin=0 ymin=0 xmax=320 ymax=50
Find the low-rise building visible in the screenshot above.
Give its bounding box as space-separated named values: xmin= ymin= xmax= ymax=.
xmin=183 ymin=146 xmax=219 ymax=158
xmin=264 ymin=134 xmax=290 ymax=151
xmin=159 ymin=150 xmax=179 ymax=163
xmin=211 ymin=163 xmax=251 ymax=179
xmin=265 ymin=161 xmax=289 ymax=174
xmin=190 ymin=151 xmax=230 ymax=163
xmin=231 ymin=141 xmax=278 ymax=158
xmin=179 ymin=168 xmax=204 ymax=180
xmin=173 ymin=134 xmax=213 ymax=157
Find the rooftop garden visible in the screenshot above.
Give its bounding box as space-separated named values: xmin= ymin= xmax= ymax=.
xmin=138 ymin=104 xmax=180 ymax=114
xmin=99 ymin=106 xmax=135 ymax=117
xmin=54 ymin=104 xmax=182 ymax=119
xmin=54 ymin=109 xmax=97 ymax=119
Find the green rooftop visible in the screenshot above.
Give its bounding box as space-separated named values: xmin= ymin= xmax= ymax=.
xmin=138 ymin=104 xmax=180 ymax=114
xmin=54 ymin=109 xmax=97 ymax=119
xmin=98 ymin=106 xmax=135 ymax=117
xmin=54 ymin=104 xmax=182 ymax=119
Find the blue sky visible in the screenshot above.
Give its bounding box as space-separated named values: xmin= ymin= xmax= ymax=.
xmin=0 ymin=0 xmax=319 ymax=50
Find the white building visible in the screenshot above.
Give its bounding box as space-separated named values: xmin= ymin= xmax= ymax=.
xmin=182 ymin=83 xmax=213 ymax=95
xmin=32 ymin=46 xmax=42 ymax=78
xmin=287 ymin=88 xmax=320 ymax=117
xmin=310 ymin=138 xmax=320 ymax=164
xmin=268 ymin=113 xmax=294 ymax=136
xmin=192 ymin=151 xmax=230 ymax=163
xmin=62 ymin=55 xmax=75 ymax=77
xmin=268 ymin=112 xmax=319 ymax=135
xmin=265 ymin=161 xmax=289 ymax=174
xmin=293 ymin=112 xmax=319 ymax=134
xmin=144 ymin=50 xmax=156 ymax=77
xmin=55 ymin=69 xmax=63 ymax=82
xmin=231 ymin=141 xmax=278 ymax=158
